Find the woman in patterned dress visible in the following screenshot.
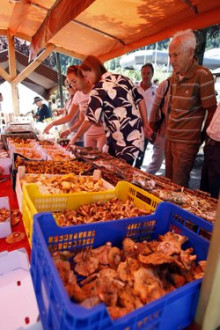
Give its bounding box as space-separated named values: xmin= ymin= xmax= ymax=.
xmin=67 ymin=56 xmax=152 ymax=165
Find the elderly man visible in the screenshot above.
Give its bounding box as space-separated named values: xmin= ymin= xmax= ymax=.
xmin=33 ymin=96 xmax=52 ymax=122
xmin=166 ymin=29 xmax=217 ymax=187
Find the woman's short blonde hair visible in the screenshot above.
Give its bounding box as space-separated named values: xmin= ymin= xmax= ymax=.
xmin=81 ymin=55 xmax=107 ymax=83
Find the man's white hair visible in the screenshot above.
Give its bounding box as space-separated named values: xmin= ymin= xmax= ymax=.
xmin=171 ymin=29 xmax=196 ymax=50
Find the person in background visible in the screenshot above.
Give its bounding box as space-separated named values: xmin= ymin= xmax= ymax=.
xmin=134 ymin=63 xmax=157 ymax=168
xmin=33 ymin=97 xmax=52 ymax=122
xmin=49 ymin=97 xmax=58 ymax=115
xmin=67 ymin=55 xmax=153 ymax=165
xmin=166 ymin=29 xmax=217 ymax=187
xmin=50 ymin=80 xmax=70 ymax=117
xmin=200 ymin=103 xmax=220 ymax=199
xmin=146 ymin=78 xmax=170 ymax=175
xmin=153 ymin=78 xmax=160 ymax=86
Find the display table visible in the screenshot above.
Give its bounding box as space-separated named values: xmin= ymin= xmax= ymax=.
xmin=0 ymin=176 xmax=31 ymax=258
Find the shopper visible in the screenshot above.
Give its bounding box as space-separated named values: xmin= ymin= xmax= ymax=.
xmin=33 ymin=97 xmax=52 ymax=122
xmin=67 ymin=55 xmax=152 ymax=165
xmin=55 ymin=79 xmax=84 ymax=146
xmin=134 ymin=63 xmax=157 ymax=168
xmin=200 ymin=103 xmax=220 ymax=199
xmin=44 ymin=67 xmax=89 ymax=146
xmin=44 ymin=66 xmax=106 ymax=150
xmin=165 ymin=29 xmax=217 ymax=187
xmin=146 ymin=78 xmax=170 ymax=175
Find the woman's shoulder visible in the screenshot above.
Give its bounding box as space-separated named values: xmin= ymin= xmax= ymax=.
xmin=101 ymin=72 xmax=129 ymax=83
xmin=73 ymin=91 xmax=89 ymax=103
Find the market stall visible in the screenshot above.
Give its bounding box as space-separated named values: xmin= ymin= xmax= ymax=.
xmin=0 ymin=128 xmax=218 ymax=329
xmin=0 ymin=1 xmax=220 ymax=329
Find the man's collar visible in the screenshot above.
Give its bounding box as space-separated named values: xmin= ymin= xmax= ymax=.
xmin=173 ymin=60 xmax=197 ymax=82
xmin=140 ymin=81 xmax=152 ymax=90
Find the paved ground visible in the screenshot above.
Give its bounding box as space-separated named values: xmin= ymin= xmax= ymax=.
xmin=140 ymin=144 xmax=204 ymax=190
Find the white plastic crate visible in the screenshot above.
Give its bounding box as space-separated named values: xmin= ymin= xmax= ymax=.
xmin=0 ymin=248 xmax=42 ymax=330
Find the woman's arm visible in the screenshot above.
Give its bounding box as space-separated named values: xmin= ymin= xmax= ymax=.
xmin=201 ymin=105 xmax=217 ymax=142
xmin=69 ymin=112 xmax=85 ymax=133
xmin=44 ymin=103 xmax=79 ymax=134
xmin=60 ymin=112 xmax=85 ymax=138
xmin=67 ymin=119 xmax=92 ymax=149
xmin=138 ymin=99 xmax=153 ymax=138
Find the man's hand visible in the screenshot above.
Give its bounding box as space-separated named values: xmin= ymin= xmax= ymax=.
xmin=60 ymin=130 xmax=70 ymax=138
xmin=43 ymin=123 xmax=53 ymax=134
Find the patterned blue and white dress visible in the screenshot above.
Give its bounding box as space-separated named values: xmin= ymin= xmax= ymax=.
xmin=85 ymin=72 xmax=144 ymax=162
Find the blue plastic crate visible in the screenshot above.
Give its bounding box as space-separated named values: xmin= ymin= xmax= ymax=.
xmin=31 ymin=202 xmax=213 ymax=330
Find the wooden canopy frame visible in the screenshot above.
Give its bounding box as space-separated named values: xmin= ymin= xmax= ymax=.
xmin=0 ymin=0 xmax=219 ymax=115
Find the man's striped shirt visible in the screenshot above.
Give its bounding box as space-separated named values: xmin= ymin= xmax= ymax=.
xmin=167 ymin=62 xmax=216 ymax=144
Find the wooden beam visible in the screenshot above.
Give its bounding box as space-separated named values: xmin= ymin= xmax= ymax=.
xmin=7 ymin=32 xmax=20 ymax=116
xmin=11 ymin=83 xmax=20 ymax=116
xmin=14 ymin=32 xmax=32 ymax=43
xmin=30 ymin=0 xmax=95 ymax=60
xmin=0 ymin=29 xmax=7 ymax=36
xmin=195 ymin=196 xmax=220 ymax=329
xmin=7 ymin=33 xmax=17 ymax=80
xmin=12 ymin=44 xmax=55 ymax=85
xmin=0 ymin=29 xmax=31 ymax=42
xmin=54 ymin=45 xmax=84 ymax=60
xmin=0 ymin=65 xmax=11 ymax=82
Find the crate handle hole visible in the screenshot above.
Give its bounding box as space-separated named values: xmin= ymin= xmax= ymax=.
xmin=25 ymin=317 xmax=30 ymax=324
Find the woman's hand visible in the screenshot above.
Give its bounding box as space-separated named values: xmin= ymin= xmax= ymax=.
xmin=43 ymin=123 xmax=53 ymax=134
xmin=143 ymin=123 xmax=153 ymax=139
xmin=60 ymin=129 xmax=70 ymax=139
xmin=66 ymin=136 xmax=77 ymax=150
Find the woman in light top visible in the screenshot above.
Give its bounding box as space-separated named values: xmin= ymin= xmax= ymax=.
xmin=44 ymin=65 xmax=106 ymax=150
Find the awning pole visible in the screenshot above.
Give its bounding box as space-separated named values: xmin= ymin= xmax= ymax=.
xmin=195 ymin=195 xmax=220 ymax=329
xmin=7 ymin=32 xmax=20 ymax=116
xmin=11 ymin=83 xmax=20 ymax=117
xmin=55 ymin=52 xmax=64 ymax=107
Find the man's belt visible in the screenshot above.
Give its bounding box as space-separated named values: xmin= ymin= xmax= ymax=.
xmin=206 ymin=137 xmax=220 ymax=146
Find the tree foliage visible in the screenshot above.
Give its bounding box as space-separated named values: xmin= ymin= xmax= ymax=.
xmin=106 ymin=24 xmax=219 ymax=73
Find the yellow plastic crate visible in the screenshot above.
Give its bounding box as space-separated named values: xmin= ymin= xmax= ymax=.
xmin=22 ymin=181 xmax=161 ymax=246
